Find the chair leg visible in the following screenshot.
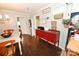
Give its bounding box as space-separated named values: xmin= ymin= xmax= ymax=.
xmin=58 ymin=40 xmax=59 ymax=47
xmin=12 ymin=45 xmax=16 ymax=55
xmin=18 ymin=41 xmax=22 ymax=55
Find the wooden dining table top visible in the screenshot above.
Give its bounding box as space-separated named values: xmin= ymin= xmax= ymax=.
xmin=0 ymin=34 xmax=21 ymax=46
xmin=67 ymin=36 xmax=79 ymax=54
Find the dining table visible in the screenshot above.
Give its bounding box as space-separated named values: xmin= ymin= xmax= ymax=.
xmin=0 ymin=33 xmax=23 ymax=55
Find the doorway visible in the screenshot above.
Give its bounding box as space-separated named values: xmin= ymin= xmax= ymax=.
xmin=28 ymin=19 xmax=32 ymax=35
xmin=66 ymin=12 xmax=79 ymax=48
xmin=35 ymin=16 xmax=40 ymax=28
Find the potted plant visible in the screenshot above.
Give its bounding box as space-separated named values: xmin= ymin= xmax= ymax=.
xmin=62 ymin=19 xmax=71 ymax=28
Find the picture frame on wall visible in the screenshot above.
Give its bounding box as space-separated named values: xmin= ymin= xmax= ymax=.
xmin=35 ymin=16 xmax=40 ymax=27
xmin=54 ymin=13 xmax=63 ymax=19
xmin=51 ymin=21 xmax=57 ymax=30
xmin=36 ymin=16 xmax=40 ymax=19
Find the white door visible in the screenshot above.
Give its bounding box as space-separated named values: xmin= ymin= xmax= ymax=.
xmin=19 ymin=17 xmax=31 ymax=35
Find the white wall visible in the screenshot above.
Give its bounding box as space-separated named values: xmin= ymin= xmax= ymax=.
xmin=0 ymin=10 xmax=30 ymax=35
xmin=31 ymin=4 xmax=53 ymax=36
xmin=57 ymin=19 xmax=68 ymax=50
xmin=52 ymin=4 xmax=67 ymax=49
xmin=31 ymin=3 xmax=70 ymax=50
xmin=72 ymin=3 xmax=79 ymax=13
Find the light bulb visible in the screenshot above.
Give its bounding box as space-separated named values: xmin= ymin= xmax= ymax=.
xmin=4 ymin=14 xmax=9 ymax=19
xmin=17 ymin=21 xmax=20 ymax=25
xmin=0 ymin=15 xmax=2 ymax=19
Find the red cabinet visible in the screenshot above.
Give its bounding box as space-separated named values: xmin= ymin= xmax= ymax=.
xmin=36 ymin=29 xmax=60 ymax=46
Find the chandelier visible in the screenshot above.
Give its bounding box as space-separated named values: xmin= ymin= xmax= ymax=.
xmin=0 ymin=14 xmax=9 ymax=21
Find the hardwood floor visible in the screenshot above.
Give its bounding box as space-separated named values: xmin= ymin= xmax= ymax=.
xmin=20 ymin=34 xmax=62 ymax=56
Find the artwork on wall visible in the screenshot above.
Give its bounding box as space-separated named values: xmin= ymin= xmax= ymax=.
xmin=54 ymin=13 xmax=63 ymax=19
xmin=51 ymin=21 xmax=57 ymax=30
xmin=42 ymin=7 xmax=51 ymax=15
xmin=36 ymin=16 xmax=40 ymax=27
xmin=36 ymin=16 xmax=40 ymax=19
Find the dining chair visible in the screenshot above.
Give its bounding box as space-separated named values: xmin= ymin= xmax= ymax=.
xmin=0 ymin=40 xmax=16 ymax=56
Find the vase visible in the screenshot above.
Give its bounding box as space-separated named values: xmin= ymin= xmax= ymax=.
xmin=64 ymin=24 xmax=69 ymax=28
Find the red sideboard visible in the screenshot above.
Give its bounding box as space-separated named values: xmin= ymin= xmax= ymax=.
xmin=36 ymin=29 xmax=60 ymax=46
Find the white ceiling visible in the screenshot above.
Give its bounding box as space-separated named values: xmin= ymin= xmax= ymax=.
xmin=0 ymin=3 xmax=50 ymax=14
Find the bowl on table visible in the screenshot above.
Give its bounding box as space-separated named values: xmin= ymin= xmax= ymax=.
xmin=1 ymin=29 xmax=14 ymax=38
xmin=1 ymin=33 xmax=12 ymax=38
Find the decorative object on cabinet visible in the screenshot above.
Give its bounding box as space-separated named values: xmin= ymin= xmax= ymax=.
xmin=37 ymin=26 xmax=44 ymax=30
xmin=36 ymin=16 xmax=40 ymax=27
xmin=36 ymin=16 xmax=40 ymax=19
xmin=46 ymin=17 xmax=49 ymax=19
xmin=51 ymin=21 xmax=57 ymax=30
xmin=54 ymin=13 xmax=63 ymax=19
xmin=62 ymin=19 xmax=71 ymax=28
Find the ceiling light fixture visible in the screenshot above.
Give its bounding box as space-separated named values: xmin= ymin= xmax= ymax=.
xmin=0 ymin=14 xmax=9 ymax=21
